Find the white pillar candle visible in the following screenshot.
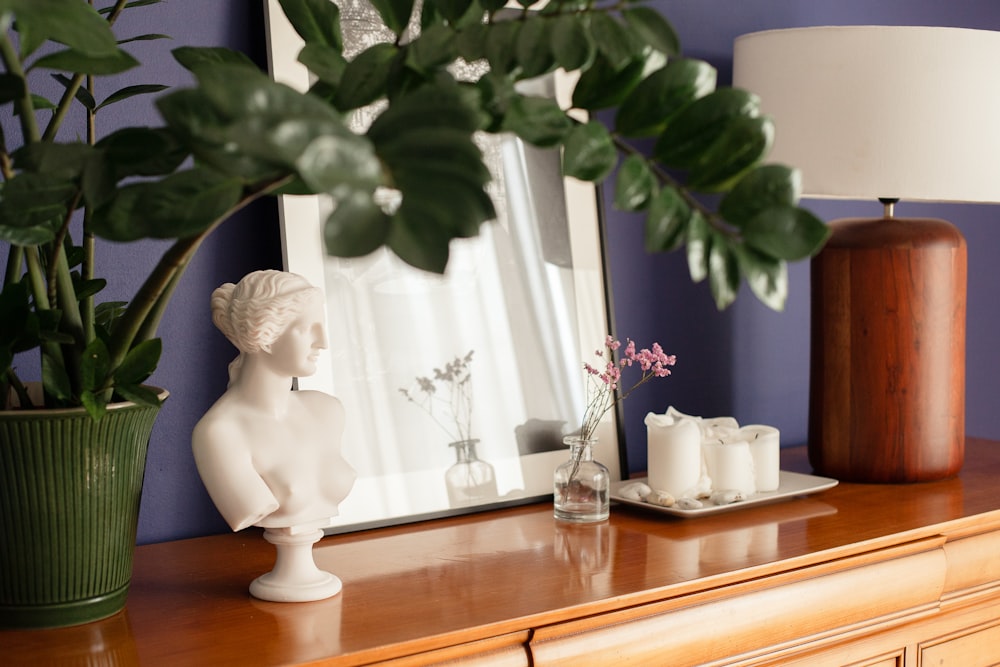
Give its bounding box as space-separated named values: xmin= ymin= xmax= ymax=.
xmin=700 ymin=416 xmax=740 ymax=441
xmin=703 ymin=439 xmax=757 ymax=495
xmin=739 ymin=424 xmax=781 ymax=492
xmin=645 ymin=412 xmax=703 ymax=498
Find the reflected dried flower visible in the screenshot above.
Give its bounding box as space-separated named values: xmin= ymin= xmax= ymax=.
xmin=400 ymin=350 xmax=475 ymax=443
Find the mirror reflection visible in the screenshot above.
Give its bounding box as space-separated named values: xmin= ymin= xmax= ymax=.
xmin=265 ymin=1 xmax=622 ymax=532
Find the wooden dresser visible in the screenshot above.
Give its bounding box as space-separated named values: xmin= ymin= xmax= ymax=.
xmin=5 ymin=438 xmax=1000 ymax=666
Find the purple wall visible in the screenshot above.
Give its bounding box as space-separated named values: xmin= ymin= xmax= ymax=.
xmin=5 ymin=1 xmax=999 ymax=543
xmin=609 ymin=0 xmax=1000 ymax=474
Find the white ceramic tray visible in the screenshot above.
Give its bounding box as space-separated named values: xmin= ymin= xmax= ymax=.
xmin=610 ymin=470 xmax=838 ymax=518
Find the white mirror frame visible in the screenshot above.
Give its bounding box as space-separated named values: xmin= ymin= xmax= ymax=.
xmin=263 ymin=0 xmax=624 ymax=533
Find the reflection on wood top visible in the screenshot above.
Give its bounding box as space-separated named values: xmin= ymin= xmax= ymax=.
xmin=4 ymin=439 xmax=999 ymax=666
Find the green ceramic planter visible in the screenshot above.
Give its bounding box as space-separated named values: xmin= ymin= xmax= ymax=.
xmin=0 ymin=389 xmax=166 ymax=629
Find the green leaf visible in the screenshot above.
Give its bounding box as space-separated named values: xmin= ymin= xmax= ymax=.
xmin=473 ymin=70 xmax=516 ymax=130
xmin=114 ymin=338 xmax=162 ymax=386
xmin=33 ymin=48 xmax=139 ymax=75
xmin=621 ymin=6 xmax=680 ymax=57
xmin=562 ymin=121 xmax=617 ymax=182
xmin=92 ymin=168 xmax=243 ymax=241
xmin=483 ymin=19 xmax=521 ymax=76
xmin=368 ymin=0 xmax=416 ymax=36
xmin=14 ymin=140 xmax=94 ymax=179
xmin=28 ymin=93 xmax=56 ymax=111
xmin=708 ymin=234 xmax=739 ymax=310
xmin=654 ymin=88 xmax=760 ymax=169
xmin=378 ymin=134 xmax=492 ymax=221
xmin=687 ymin=114 xmax=774 ymax=192
xmin=9 ymin=0 xmax=120 ymax=59
xmin=159 ymin=63 xmax=363 ymax=183
xmin=515 ymin=16 xmax=555 ymax=79
xmin=686 ymin=212 xmax=710 ymax=283
xmin=334 ymin=42 xmax=399 ymax=111
xmin=96 ymin=84 xmax=169 ymax=110
xmin=95 ymin=127 xmax=188 ymax=178
xmin=550 ymin=13 xmax=595 ymax=72
xmin=80 ymin=154 xmax=116 ymax=210
xmin=298 ymin=43 xmax=348 ymax=86
xmin=172 ymin=47 xmax=257 ymax=75
xmin=80 ymin=337 xmax=110 ymax=393
xmin=454 ymin=22 xmax=489 ymax=63
xmin=572 ymin=53 xmax=646 ymax=111
xmin=742 ymin=205 xmax=831 ymax=261
xmin=433 ymin=0 xmax=476 ymax=24
xmin=644 ymin=187 xmax=690 ymax=252
xmin=501 ymin=95 xmax=572 ymax=147
xmin=719 ymin=164 xmax=802 ymax=226
xmin=388 ymin=212 xmax=452 ymax=273
xmin=95 ymin=301 xmax=128 ymax=334
xmin=368 ymin=81 xmax=485 ymax=138
xmin=117 ymin=33 xmax=171 ymax=46
xmin=74 ymin=278 xmax=106 ymax=301
xmin=114 ymin=383 xmax=163 ymax=408
xmin=296 ymin=131 xmax=381 ymax=198
xmin=278 ymin=0 xmax=343 ymax=50
xmin=587 ymin=12 xmax=639 ymax=71
xmin=367 ymin=83 xmax=495 ymax=254
xmin=405 ymin=23 xmax=456 ymax=74
xmin=614 ymin=154 xmax=656 ymax=211
xmin=103 ymin=0 xmax=164 ymax=12
xmin=615 ymin=58 xmax=716 ymax=138
xmin=324 ymin=190 xmax=391 ymax=257
xmin=41 ymin=350 xmax=72 ymax=403
xmin=734 ymin=243 xmax=788 ymax=311
xmin=0 ymin=173 xmax=75 ymax=245
xmin=80 ymin=390 xmax=107 ymax=421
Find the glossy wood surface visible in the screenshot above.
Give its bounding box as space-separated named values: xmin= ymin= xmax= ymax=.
xmin=4 ymin=439 xmax=1000 ymax=666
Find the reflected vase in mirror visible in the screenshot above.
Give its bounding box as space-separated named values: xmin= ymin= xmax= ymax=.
xmin=554 ymin=436 xmax=610 ymax=522
xmin=445 ymin=439 xmax=498 ymax=507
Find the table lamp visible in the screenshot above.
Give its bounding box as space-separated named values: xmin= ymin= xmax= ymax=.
xmin=733 ymin=26 xmax=1000 ymax=482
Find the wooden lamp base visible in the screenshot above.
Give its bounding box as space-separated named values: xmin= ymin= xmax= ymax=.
xmin=808 ymin=216 xmax=966 ymax=482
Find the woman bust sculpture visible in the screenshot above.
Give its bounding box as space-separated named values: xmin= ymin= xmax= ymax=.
xmin=192 ymin=270 xmax=356 ymax=601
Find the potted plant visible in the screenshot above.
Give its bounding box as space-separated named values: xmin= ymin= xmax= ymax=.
xmin=0 ymin=0 xmax=827 ymax=628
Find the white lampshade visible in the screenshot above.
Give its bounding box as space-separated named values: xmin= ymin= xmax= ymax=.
xmin=733 ymin=26 xmax=1000 ymax=203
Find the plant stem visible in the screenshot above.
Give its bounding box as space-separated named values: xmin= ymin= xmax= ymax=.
xmin=82 ymin=73 xmax=96 ymax=343
xmin=54 ymin=250 xmax=85 ymax=391
xmin=610 ymin=133 xmax=739 ymax=241
xmin=0 ymin=29 xmax=40 ymax=144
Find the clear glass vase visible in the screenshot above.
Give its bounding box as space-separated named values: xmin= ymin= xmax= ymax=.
xmin=553 ymin=436 xmax=610 ymax=522
xmin=445 ymin=439 xmax=498 ymax=507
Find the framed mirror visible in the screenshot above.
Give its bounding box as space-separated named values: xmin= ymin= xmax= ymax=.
xmin=263 ymin=0 xmax=624 ymax=533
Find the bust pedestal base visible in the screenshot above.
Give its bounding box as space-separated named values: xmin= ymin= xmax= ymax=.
xmin=249 ymin=528 xmax=342 ymax=602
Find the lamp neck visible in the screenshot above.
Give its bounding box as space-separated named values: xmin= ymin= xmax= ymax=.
xmin=879 ymin=197 xmax=900 ymax=219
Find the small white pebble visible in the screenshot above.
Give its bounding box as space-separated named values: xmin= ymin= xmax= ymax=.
xmin=709 ymin=490 xmax=747 ymax=505
xmin=643 ymin=489 xmax=675 ymax=507
xmin=618 ymin=481 xmax=652 ymax=501
xmin=675 ymin=497 xmax=703 ymax=510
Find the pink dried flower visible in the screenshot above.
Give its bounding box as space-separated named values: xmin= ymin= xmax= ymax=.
xmin=577 ymin=336 xmax=675 ymax=441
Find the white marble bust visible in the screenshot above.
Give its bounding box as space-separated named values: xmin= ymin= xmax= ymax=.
xmin=192 ymin=270 xmax=356 ymax=535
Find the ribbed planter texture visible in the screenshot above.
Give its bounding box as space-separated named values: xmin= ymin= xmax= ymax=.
xmin=0 ymin=389 xmax=166 ymax=629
